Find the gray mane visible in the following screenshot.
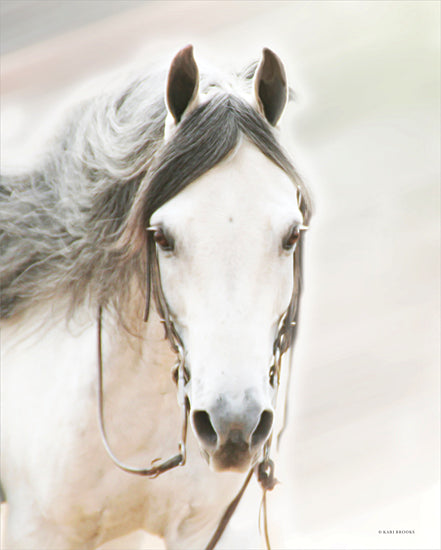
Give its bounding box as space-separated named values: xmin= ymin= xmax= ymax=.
xmin=0 ymin=62 xmax=311 ymax=322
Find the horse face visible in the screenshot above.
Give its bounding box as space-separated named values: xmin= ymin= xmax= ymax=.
xmin=150 ymin=141 xmax=303 ymax=472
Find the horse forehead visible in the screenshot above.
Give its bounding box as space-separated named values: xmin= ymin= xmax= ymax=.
xmin=152 ymin=141 xmax=300 ymax=228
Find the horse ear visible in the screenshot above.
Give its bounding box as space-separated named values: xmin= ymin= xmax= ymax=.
xmin=253 ymin=48 xmax=288 ymax=126
xmin=166 ymin=45 xmax=199 ymax=124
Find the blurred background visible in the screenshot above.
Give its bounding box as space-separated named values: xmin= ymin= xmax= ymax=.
xmin=1 ymin=1 xmax=439 ymax=549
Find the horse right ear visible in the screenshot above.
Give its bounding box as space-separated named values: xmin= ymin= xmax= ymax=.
xmin=166 ymin=45 xmax=199 ymax=124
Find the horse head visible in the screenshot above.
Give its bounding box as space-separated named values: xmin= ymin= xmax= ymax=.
xmin=134 ymin=46 xmax=309 ymax=473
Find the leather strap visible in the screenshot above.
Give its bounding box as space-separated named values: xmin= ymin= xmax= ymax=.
xmin=204 ymin=468 xmax=254 ymax=550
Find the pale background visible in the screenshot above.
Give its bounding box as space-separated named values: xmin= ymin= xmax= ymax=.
xmin=1 ymin=1 xmax=439 ymax=549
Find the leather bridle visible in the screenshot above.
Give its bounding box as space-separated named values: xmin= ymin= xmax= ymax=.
xmin=96 ymin=212 xmax=307 ymax=549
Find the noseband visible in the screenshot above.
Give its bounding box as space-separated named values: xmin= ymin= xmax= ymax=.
xmin=96 ymin=206 xmax=306 ymax=548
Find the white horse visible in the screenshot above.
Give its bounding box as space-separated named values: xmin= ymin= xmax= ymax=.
xmin=0 ymin=46 xmax=312 ymax=549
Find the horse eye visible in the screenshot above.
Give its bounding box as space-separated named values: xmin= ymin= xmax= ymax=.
xmin=283 ymin=226 xmax=300 ymax=251
xmin=153 ymin=228 xmax=174 ymax=252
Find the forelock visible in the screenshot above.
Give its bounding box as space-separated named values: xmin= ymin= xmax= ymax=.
xmin=139 ymin=93 xmax=308 ymax=228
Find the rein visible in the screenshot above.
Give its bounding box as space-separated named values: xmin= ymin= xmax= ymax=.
xmin=96 ymin=219 xmax=306 ymax=549
xmin=97 ymin=305 xmax=189 ymax=477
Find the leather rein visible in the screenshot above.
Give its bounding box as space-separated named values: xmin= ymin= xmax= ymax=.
xmin=96 ymin=219 xmax=306 ymax=549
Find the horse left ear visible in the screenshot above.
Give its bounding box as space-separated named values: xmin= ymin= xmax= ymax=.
xmin=253 ymin=48 xmax=288 ymax=126
xmin=166 ymin=45 xmax=199 ymax=124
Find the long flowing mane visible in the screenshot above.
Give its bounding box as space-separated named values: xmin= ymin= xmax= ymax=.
xmin=0 ymin=62 xmax=312 ymax=323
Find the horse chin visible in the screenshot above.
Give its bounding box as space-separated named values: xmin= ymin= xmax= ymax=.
xmin=211 ymin=458 xmax=251 ymax=474
xmin=201 ymin=445 xmax=258 ymax=473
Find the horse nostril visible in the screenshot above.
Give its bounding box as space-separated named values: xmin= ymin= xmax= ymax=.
xmin=192 ymin=410 xmax=218 ymax=447
xmin=251 ymin=410 xmax=274 ymax=447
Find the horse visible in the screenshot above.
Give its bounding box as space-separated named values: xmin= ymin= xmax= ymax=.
xmin=0 ymin=45 xmax=312 ymax=549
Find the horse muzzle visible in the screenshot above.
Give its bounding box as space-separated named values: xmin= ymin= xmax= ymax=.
xmin=191 ymin=398 xmax=274 ymax=472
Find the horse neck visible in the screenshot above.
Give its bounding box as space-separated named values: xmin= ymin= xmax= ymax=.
xmin=2 ymin=284 xmax=175 ymax=391
xmin=101 ymin=300 xmax=177 ymax=392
